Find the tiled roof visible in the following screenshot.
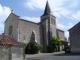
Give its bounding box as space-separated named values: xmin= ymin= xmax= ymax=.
xmin=0 ymin=34 xmax=22 ymax=46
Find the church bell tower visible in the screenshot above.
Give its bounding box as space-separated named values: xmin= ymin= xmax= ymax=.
xmin=40 ymin=1 xmax=56 ymax=52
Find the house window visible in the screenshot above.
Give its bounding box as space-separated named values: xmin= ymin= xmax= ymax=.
xmin=9 ymin=25 xmax=13 ymax=35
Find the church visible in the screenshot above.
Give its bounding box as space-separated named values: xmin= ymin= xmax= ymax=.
xmin=4 ymin=1 xmax=68 ymax=52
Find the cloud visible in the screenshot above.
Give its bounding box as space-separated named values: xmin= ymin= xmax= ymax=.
xmin=56 ymin=20 xmax=73 ymax=38
xmin=64 ymin=23 xmax=73 ymax=39
xmin=0 ymin=4 xmax=11 ymax=33
xmin=23 ymin=0 xmax=47 ymax=10
xmin=68 ymin=0 xmax=78 ymax=8
xmin=57 ymin=21 xmax=73 ymax=38
xmin=23 ymin=0 xmax=68 ymax=10
xmin=23 ymin=0 xmax=79 ymax=18
xmin=57 ymin=19 xmax=73 ymax=30
xmin=71 ymin=11 xmax=80 ymax=20
xmin=57 ymin=22 xmax=65 ymax=29
xmin=22 ymin=0 xmax=79 ymax=39
xmin=65 ymin=31 xmax=69 ymax=39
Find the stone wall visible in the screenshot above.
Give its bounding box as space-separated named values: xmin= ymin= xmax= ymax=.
xmin=40 ymin=15 xmax=56 ymax=52
xmin=41 ymin=18 xmax=48 ymax=52
xmin=0 ymin=45 xmax=24 ymax=60
xmin=11 ymin=46 xmax=24 ymax=60
xmin=18 ymin=19 xmax=40 ymax=44
xmin=69 ymin=23 xmax=80 ymax=53
xmin=4 ymin=13 xmax=19 ymax=41
xmin=0 ymin=45 xmax=10 ymax=60
xmin=70 ymin=33 xmax=80 ymax=53
xmin=57 ymin=29 xmax=65 ymax=40
xmin=50 ymin=15 xmax=56 ymax=37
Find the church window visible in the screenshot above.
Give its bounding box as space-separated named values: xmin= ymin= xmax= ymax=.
xmin=23 ymin=36 xmax=26 ymax=40
xmin=51 ymin=18 xmax=55 ymax=25
xmin=9 ymin=25 xmax=13 ymax=35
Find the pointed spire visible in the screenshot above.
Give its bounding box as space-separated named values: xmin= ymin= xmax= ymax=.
xmin=42 ymin=0 xmax=52 ymax=16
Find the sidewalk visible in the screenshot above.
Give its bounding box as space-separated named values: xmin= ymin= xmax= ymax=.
xmin=25 ymin=51 xmax=64 ymax=58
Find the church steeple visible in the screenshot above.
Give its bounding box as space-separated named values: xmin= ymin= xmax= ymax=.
xmin=40 ymin=0 xmax=56 ymax=52
xmin=42 ymin=1 xmax=52 ymax=16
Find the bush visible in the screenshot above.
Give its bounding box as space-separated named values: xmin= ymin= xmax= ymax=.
xmin=25 ymin=42 xmax=42 ymax=54
xmin=19 ymin=42 xmax=27 ymax=48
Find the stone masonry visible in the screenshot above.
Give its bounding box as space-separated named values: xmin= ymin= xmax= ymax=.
xmin=4 ymin=1 xmax=66 ymax=52
xmin=69 ymin=22 xmax=80 ymax=53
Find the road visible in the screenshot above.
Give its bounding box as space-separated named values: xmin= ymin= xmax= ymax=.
xmin=25 ymin=52 xmax=80 ymax=60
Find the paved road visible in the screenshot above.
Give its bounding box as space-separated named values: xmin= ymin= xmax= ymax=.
xmin=25 ymin=52 xmax=80 ymax=60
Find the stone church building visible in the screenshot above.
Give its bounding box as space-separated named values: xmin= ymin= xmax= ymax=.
xmin=4 ymin=1 xmax=67 ymax=52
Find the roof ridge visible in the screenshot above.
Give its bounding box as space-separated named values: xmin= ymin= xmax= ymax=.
xmin=20 ymin=19 xmax=40 ymax=25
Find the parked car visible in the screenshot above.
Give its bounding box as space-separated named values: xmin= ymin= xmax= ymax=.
xmin=65 ymin=46 xmax=71 ymax=53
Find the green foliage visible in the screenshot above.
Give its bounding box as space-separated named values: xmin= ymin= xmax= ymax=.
xmin=19 ymin=42 xmax=27 ymax=48
xmin=51 ymin=36 xmax=61 ymax=45
xmin=25 ymin=42 xmax=42 ymax=54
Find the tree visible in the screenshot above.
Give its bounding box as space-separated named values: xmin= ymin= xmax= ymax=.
xmin=51 ymin=36 xmax=61 ymax=45
xmin=51 ymin=36 xmax=62 ymax=52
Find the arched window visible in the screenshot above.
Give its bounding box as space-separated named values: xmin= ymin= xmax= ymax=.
xmin=9 ymin=25 xmax=13 ymax=35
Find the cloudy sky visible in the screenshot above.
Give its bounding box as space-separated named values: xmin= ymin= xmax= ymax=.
xmin=0 ymin=0 xmax=80 ymax=39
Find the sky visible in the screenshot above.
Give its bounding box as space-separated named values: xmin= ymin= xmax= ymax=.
xmin=0 ymin=0 xmax=80 ymax=39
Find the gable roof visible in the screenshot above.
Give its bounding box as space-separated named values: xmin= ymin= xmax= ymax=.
xmin=68 ymin=22 xmax=80 ymax=31
xmin=5 ymin=12 xmax=40 ymax=25
xmin=20 ymin=19 xmax=40 ymax=25
xmin=0 ymin=34 xmax=22 ymax=46
xmin=5 ymin=12 xmax=19 ymax=23
xmin=57 ymin=28 xmax=64 ymax=32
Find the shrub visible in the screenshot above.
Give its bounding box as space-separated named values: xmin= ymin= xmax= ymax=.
xmin=25 ymin=43 xmax=31 ymax=54
xmin=19 ymin=42 xmax=27 ymax=48
xmin=25 ymin=42 xmax=42 ymax=54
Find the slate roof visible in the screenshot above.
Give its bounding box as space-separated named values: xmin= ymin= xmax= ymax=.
xmin=0 ymin=34 xmax=22 ymax=46
xmin=68 ymin=22 xmax=80 ymax=31
xmin=20 ymin=19 xmax=39 ymax=25
xmin=42 ymin=1 xmax=52 ymax=16
xmin=57 ymin=29 xmax=64 ymax=32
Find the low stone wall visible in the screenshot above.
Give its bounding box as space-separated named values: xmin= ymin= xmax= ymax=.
xmin=11 ymin=46 xmax=25 ymax=60
xmin=0 ymin=45 xmax=24 ymax=60
xmin=0 ymin=45 xmax=10 ymax=60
